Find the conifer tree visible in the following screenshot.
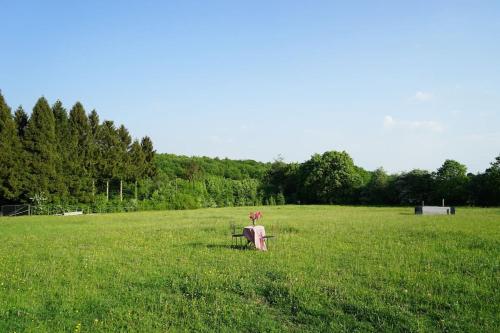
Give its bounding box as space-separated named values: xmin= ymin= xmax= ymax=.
xmin=68 ymin=102 xmax=92 ymax=202
xmin=53 ymin=101 xmax=69 ymax=140
xmin=116 ymin=124 xmax=132 ymax=200
xmin=13 ymin=106 xmax=30 ymax=199
xmin=23 ymin=97 xmax=58 ymax=201
xmin=129 ymin=140 xmax=146 ymax=199
xmin=0 ymin=93 xmax=23 ymax=203
xmin=13 ymin=105 xmax=29 ymax=199
xmin=87 ymin=110 xmax=100 ymax=190
xmin=14 ymin=106 xmax=28 ymax=139
xmin=117 ymin=124 xmax=132 ymax=178
xmin=96 ymin=120 xmax=121 ymax=200
xmin=89 ymin=110 xmax=100 ymax=137
xmin=52 ymin=101 xmax=70 ymax=200
xmin=129 ymin=140 xmax=146 ymax=179
xmin=141 ymin=136 xmax=157 ymax=178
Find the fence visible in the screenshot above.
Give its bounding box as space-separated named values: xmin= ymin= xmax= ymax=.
xmin=1 ymin=204 xmax=140 ymax=217
xmin=1 ymin=204 xmax=31 ymax=217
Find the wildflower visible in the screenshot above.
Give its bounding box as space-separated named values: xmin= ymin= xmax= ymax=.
xmin=249 ymin=211 xmax=263 ymax=225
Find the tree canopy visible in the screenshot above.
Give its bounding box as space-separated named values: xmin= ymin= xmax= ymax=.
xmin=0 ymin=91 xmax=498 ymax=208
xmin=0 ymin=92 xmax=156 ymax=205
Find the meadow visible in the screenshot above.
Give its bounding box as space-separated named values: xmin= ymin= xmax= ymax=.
xmin=0 ymin=206 xmax=498 ymax=332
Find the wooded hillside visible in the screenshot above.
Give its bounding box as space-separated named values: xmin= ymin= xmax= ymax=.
xmin=1 ymin=91 xmax=499 ymax=208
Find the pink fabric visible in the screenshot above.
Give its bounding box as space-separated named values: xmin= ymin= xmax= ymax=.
xmin=243 ymin=225 xmax=267 ymax=251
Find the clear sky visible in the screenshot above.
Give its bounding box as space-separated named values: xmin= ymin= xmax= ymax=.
xmin=1 ymin=1 xmax=499 ymax=173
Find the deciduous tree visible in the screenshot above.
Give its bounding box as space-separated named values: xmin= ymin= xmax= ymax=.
xmin=435 ymin=159 xmax=468 ymax=205
xmin=300 ymin=151 xmax=362 ymax=204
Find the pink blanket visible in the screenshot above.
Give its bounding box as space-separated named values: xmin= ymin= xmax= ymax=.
xmin=243 ymin=225 xmax=267 ymax=251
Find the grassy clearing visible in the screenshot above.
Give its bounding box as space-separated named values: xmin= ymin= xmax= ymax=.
xmin=0 ymin=206 xmax=499 ymax=332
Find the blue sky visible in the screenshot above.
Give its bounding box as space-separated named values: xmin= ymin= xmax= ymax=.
xmin=1 ymin=1 xmax=499 ymax=173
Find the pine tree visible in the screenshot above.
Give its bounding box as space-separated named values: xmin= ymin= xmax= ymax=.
xmin=53 ymin=101 xmax=69 ymax=141
xmin=95 ymin=120 xmax=121 ymax=200
xmin=23 ymin=97 xmax=58 ymax=201
xmin=117 ymin=124 xmax=132 ymax=178
xmin=88 ymin=110 xmax=100 ymax=137
xmin=13 ymin=105 xmax=29 ymax=199
xmin=129 ymin=140 xmax=146 ymax=199
xmin=14 ymin=106 xmax=28 ymax=139
xmin=51 ymin=101 xmax=71 ymax=201
xmin=87 ymin=109 xmax=100 ymax=196
xmin=130 ymin=140 xmax=146 ymax=176
xmin=0 ymin=92 xmax=160 ymax=205
xmin=141 ymin=136 xmax=157 ymax=178
xmin=68 ymin=102 xmax=92 ymax=202
xmin=116 ymin=124 xmax=132 ymax=200
xmin=0 ymin=93 xmax=23 ymax=203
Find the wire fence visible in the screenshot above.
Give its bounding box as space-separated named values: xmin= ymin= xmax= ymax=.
xmin=1 ymin=204 xmax=31 ymax=217
xmin=1 ymin=204 xmax=140 ymax=217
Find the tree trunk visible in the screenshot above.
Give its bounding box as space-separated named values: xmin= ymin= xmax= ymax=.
xmin=106 ymin=180 xmax=109 ymax=201
xmin=120 ymin=180 xmax=123 ymax=202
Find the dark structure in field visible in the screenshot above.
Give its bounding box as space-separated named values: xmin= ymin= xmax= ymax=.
xmin=415 ymin=206 xmax=456 ymax=215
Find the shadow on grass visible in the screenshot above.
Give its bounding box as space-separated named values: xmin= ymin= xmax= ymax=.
xmin=186 ymin=241 xmax=252 ymax=251
xmin=206 ymin=244 xmax=252 ymax=251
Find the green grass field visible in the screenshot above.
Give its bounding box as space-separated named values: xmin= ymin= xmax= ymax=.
xmin=0 ymin=206 xmax=499 ymax=332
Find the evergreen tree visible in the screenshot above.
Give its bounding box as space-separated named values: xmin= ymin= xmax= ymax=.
xmin=53 ymin=101 xmax=69 ymax=141
xmin=13 ymin=105 xmax=29 ymax=199
xmin=129 ymin=140 xmax=146 ymax=178
xmin=52 ymin=101 xmax=70 ymax=200
xmin=87 ymin=109 xmax=100 ymax=189
xmin=68 ymin=102 xmax=92 ymax=202
xmin=96 ymin=120 xmax=121 ymax=199
xmin=23 ymin=97 xmax=58 ymax=201
xmin=141 ymin=136 xmax=157 ymax=178
xmin=117 ymin=124 xmax=132 ymax=180
xmin=89 ymin=110 xmax=100 ymax=137
xmin=14 ymin=106 xmax=28 ymax=139
xmin=0 ymin=93 xmax=23 ymax=203
xmin=129 ymin=140 xmax=146 ymax=199
xmin=116 ymin=124 xmax=132 ymax=200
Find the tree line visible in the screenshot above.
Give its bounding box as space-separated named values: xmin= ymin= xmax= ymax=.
xmin=263 ymin=151 xmax=500 ymax=206
xmin=0 ymin=92 xmax=156 ymax=205
xmin=153 ymin=151 xmax=500 ymax=208
xmin=1 ymin=90 xmax=499 ymax=209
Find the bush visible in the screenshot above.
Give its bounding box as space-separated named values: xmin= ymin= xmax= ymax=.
xmin=276 ymin=192 xmax=286 ymax=205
